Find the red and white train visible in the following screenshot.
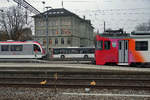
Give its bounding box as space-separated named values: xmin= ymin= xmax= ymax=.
xmin=0 ymin=41 xmax=45 ymax=59
xmin=95 ymin=30 xmax=150 ymax=66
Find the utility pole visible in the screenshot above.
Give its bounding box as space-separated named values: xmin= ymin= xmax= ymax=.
xmin=45 ymin=6 xmax=52 ymax=58
xmin=42 ymin=1 xmax=45 ymax=12
xmin=104 ymin=21 xmax=106 ymax=32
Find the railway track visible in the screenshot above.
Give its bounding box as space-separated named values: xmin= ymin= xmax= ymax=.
xmin=0 ymin=77 xmax=150 ymax=89
xmin=0 ymin=65 xmax=150 ymax=89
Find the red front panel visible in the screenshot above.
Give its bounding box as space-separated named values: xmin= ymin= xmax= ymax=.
xmin=95 ymin=35 xmax=119 ymax=65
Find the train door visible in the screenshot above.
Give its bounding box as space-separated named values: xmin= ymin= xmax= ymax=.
xmin=118 ymin=40 xmax=128 ymax=65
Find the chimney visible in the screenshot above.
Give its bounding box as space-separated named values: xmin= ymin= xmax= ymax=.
xmin=83 ymin=16 xmax=85 ymax=20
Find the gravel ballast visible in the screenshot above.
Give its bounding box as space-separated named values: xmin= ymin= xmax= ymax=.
xmin=0 ymin=87 xmax=150 ymax=100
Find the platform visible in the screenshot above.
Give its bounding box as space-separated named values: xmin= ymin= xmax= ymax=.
xmin=0 ymin=63 xmax=150 ymax=73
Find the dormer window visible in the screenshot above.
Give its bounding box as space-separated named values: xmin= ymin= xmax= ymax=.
xmin=53 ymin=12 xmax=56 ymax=14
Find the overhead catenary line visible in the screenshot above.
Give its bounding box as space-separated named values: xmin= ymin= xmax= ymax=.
xmin=12 ymin=0 xmax=41 ymax=14
xmin=63 ymin=1 xmax=94 ymax=2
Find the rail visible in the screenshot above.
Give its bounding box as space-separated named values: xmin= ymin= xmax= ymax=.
xmin=0 ymin=76 xmax=150 ymax=89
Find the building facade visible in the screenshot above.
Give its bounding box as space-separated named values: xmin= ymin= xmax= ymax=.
xmin=33 ymin=8 xmax=94 ymax=50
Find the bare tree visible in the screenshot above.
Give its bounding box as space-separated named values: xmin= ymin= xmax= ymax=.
xmin=0 ymin=6 xmax=32 ymax=41
xmin=0 ymin=31 xmax=9 ymax=41
xmin=135 ymin=20 xmax=150 ymax=31
xmin=19 ymin=28 xmax=33 ymax=41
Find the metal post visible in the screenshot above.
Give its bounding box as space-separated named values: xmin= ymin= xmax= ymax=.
xmin=45 ymin=7 xmax=49 ymax=58
xmin=45 ymin=7 xmax=52 ymax=59
xmin=104 ymin=21 xmax=106 ymax=32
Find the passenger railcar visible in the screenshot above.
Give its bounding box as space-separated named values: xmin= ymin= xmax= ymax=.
xmin=0 ymin=41 xmax=45 ymax=59
xmin=95 ymin=31 xmax=150 ymax=66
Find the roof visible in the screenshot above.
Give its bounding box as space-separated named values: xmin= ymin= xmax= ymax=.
xmin=33 ymin=8 xmax=74 ymax=17
xmin=97 ymin=33 xmax=150 ymax=39
xmin=33 ymin=8 xmax=93 ymax=26
xmin=131 ymin=31 xmax=150 ymax=35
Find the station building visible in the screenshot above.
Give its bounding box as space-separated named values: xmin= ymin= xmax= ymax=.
xmin=33 ymin=8 xmax=94 ymax=49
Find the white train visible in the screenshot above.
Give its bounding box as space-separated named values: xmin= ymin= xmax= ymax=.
xmin=0 ymin=41 xmax=45 ymax=59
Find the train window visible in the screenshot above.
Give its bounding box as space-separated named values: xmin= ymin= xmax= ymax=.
xmin=96 ymin=41 xmax=103 ymax=50
xmin=125 ymin=41 xmax=128 ymax=50
xmin=135 ymin=41 xmax=148 ymax=51
xmin=11 ymin=45 xmax=23 ymax=51
xmin=1 ymin=45 xmax=9 ymax=51
xmin=55 ymin=38 xmax=58 ymax=45
xmin=119 ymin=42 xmax=122 ymax=50
xmin=104 ymin=41 xmax=111 ymax=50
xmin=67 ymin=38 xmax=71 ymax=44
xmin=34 ymin=44 xmax=41 ymax=52
xmin=61 ymin=38 xmax=64 ymax=44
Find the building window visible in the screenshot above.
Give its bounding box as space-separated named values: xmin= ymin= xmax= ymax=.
xmin=67 ymin=38 xmax=71 ymax=44
xmin=49 ymin=39 xmax=52 ymax=45
xmin=61 ymin=17 xmax=71 ymax=25
xmin=61 ymin=38 xmax=64 ymax=44
xmin=49 ymin=19 xmax=56 ymax=26
xmin=53 ymin=12 xmax=56 ymax=14
xmin=52 ymin=19 xmax=56 ymax=26
xmin=43 ymin=39 xmax=46 ymax=46
xmin=61 ymin=29 xmax=64 ymax=34
xmin=104 ymin=41 xmax=111 ymax=50
xmin=60 ymin=12 xmax=64 ymax=14
xmin=55 ymin=38 xmax=58 ymax=45
xmin=135 ymin=41 xmax=148 ymax=51
xmin=51 ymin=29 xmax=57 ymax=35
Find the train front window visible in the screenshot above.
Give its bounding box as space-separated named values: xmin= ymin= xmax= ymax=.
xmin=104 ymin=41 xmax=111 ymax=50
xmin=34 ymin=44 xmax=41 ymax=52
xmin=96 ymin=41 xmax=103 ymax=50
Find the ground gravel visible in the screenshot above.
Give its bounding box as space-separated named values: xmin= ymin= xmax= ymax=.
xmin=0 ymin=87 xmax=150 ymax=100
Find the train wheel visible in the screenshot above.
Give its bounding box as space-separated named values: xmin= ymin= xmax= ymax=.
xmin=135 ymin=63 xmax=144 ymax=68
xmin=130 ymin=63 xmax=136 ymax=67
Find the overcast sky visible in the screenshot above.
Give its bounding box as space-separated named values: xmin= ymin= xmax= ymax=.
xmin=0 ymin=0 xmax=150 ymax=33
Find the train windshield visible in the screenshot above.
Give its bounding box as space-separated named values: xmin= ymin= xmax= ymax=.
xmin=96 ymin=41 xmax=103 ymax=50
xmin=33 ymin=44 xmax=41 ymax=52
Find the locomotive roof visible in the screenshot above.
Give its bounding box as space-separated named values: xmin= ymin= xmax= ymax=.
xmin=99 ymin=33 xmax=150 ymax=39
xmin=99 ymin=30 xmax=150 ymax=39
